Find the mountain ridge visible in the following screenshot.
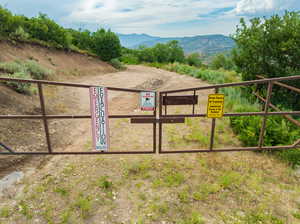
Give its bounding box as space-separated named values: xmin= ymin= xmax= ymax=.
xmin=118 ymin=33 xmax=235 ymax=55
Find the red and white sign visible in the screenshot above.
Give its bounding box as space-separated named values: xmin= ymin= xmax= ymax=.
xmin=141 ymin=92 xmax=155 ymax=111
xmin=89 ymin=87 xmax=109 ymax=151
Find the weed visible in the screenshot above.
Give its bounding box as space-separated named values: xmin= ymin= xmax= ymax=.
xmin=97 ymin=176 xmax=113 ymax=191
xmin=138 ymin=192 xmax=147 ymax=201
xmin=293 ymin=212 xmax=300 ymax=219
xmin=218 ymin=171 xmax=243 ymax=189
xmin=150 ymin=202 xmax=169 ymax=216
xmin=60 ymin=209 xmax=72 ymax=224
xmin=63 ymin=164 xmax=75 ymax=176
xmin=18 ymin=201 xmax=32 ymax=219
xmin=164 ymin=172 xmax=185 ymax=187
xmin=0 ymin=207 xmax=10 ymax=218
xmin=178 ymin=189 xmax=190 ymax=203
xmin=54 ymin=187 xmax=69 ymax=197
xmin=74 ymin=195 xmax=93 ymax=219
xmin=178 ymin=211 xmax=205 ymax=224
xmin=123 ymin=159 xmax=153 ymax=179
xmin=42 ymin=205 xmax=54 ymax=224
xmin=193 ymin=183 xmax=220 ymax=201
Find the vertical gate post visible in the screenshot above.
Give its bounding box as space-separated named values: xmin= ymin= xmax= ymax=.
xmin=153 ymin=92 xmax=157 ymax=153
xmin=258 ymin=81 xmax=273 ymax=148
xmin=158 ymin=92 xmax=163 ymax=153
xmin=209 ymin=88 xmax=219 ymax=151
xmin=192 ymin=90 xmax=196 ymax=114
xmin=37 ymin=83 xmax=52 ymax=153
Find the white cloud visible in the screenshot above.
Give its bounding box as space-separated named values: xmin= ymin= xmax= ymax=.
xmin=235 ymin=0 xmax=299 ymax=16
xmin=65 ymin=0 xmax=238 ymax=34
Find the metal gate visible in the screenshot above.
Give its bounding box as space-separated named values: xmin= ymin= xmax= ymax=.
xmin=1 ymin=75 xmax=300 ymax=155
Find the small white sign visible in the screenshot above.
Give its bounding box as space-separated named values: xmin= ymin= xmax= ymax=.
xmin=140 ymin=92 xmax=156 ymax=111
xmin=89 ymin=87 xmax=109 ymax=151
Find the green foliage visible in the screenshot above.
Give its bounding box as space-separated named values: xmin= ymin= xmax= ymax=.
xmin=97 ymin=176 xmax=113 ymax=190
xmin=186 ymin=52 xmax=202 ymax=67
xmin=91 ymin=29 xmax=121 ymax=61
xmin=74 ymin=195 xmax=92 ymax=218
xmin=0 ymin=7 xmax=122 ymax=60
xmin=4 ymin=72 xmax=32 ymax=93
xmin=121 ymin=54 xmax=140 ymax=64
xmin=19 ymin=200 xmax=32 ymax=219
xmin=121 ymin=40 xmax=185 ymax=64
xmin=109 ymin=58 xmax=126 ymax=70
xmin=9 ymin=26 xmax=30 ymax=40
xmin=164 ymin=172 xmax=185 ymax=187
xmin=0 ymin=60 xmax=52 ymax=94
xmin=24 ymin=60 xmax=52 ymax=79
xmin=0 ymin=207 xmax=10 ymax=218
xmin=178 ymin=212 xmax=205 ymax=224
xmin=210 ymin=53 xmax=234 ymax=70
xmin=160 ymin=62 xmax=300 ymax=167
xmin=232 ymin=11 xmax=300 ymax=110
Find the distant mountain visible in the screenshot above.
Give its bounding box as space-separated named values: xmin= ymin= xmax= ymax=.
xmin=118 ymin=33 xmax=235 ymax=56
xmin=118 ymin=33 xmax=159 ymax=48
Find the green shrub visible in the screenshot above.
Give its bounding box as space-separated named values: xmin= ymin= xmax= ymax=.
xmin=0 ymin=60 xmax=52 ymax=94
xmin=4 ymin=72 xmax=32 ymax=94
xmin=109 ymin=58 xmax=126 ymax=70
xmin=9 ymin=26 xmax=30 ymax=40
xmin=159 ymin=62 xmax=300 ymax=167
xmin=24 ymin=60 xmax=52 ymax=79
xmin=121 ymin=54 xmax=139 ymax=64
xmin=0 ymin=61 xmax=25 ymax=73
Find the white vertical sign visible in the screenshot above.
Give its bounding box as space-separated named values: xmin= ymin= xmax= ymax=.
xmin=89 ymin=87 xmax=109 ymax=151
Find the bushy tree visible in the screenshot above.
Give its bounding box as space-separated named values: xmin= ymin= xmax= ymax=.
xmin=186 ymin=52 xmax=202 ymax=67
xmin=91 ymin=29 xmax=121 ymax=61
xmin=167 ymin=40 xmax=185 ymax=63
xmin=210 ymin=53 xmax=233 ymax=70
xmin=68 ymin=28 xmax=93 ymax=51
xmin=233 ymin=11 xmax=300 ymax=80
xmin=232 ymin=11 xmax=300 ymax=110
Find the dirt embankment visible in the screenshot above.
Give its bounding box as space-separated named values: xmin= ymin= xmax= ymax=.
xmin=0 ymin=40 xmax=116 ymax=171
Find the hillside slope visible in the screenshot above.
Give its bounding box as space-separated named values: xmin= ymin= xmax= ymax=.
xmin=0 ymin=40 xmax=116 ymax=171
xmin=0 ymin=40 xmax=116 ymax=77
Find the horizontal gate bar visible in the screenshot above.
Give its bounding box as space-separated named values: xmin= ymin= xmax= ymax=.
xmin=0 ymin=77 xmax=149 ymax=93
xmin=159 ymin=145 xmax=296 ymax=154
xmin=1 ymin=111 xmax=300 ymax=120
xmin=257 ymin=75 xmax=300 ymax=94
xmin=0 ymin=114 xmax=156 ymax=119
xmin=131 ymin=117 xmax=185 ymax=124
xmin=0 ymin=151 xmax=155 ymax=155
xmin=160 ymin=111 xmax=300 ymax=117
xmin=162 ymin=95 xmax=198 ymax=105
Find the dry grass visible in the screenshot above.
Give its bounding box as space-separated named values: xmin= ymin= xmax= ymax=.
xmin=1 ymin=153 xmax=299 ymax=223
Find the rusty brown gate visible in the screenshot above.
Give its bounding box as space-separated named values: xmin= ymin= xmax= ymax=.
xmin=1 ymin=75 xmax=300 ymax=155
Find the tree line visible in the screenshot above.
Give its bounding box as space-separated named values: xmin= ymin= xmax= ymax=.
xmin=0 ymin=7 xmax=121 ymax=61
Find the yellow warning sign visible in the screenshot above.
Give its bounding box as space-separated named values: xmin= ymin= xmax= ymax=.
xmin=207 ymin=94 xmax=224 ymax=118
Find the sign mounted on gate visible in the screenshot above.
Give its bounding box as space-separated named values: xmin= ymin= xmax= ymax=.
xmin=141 ymin=92 xmax=155 ymax=111
xmin=89 ymin=87 xmax=109 ymax=151
xmin=207 ymin=94 xmax=224 ymax=118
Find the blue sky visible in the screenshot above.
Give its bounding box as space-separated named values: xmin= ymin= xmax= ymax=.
xmin=0 ymin=0 xmax=299 ymax=37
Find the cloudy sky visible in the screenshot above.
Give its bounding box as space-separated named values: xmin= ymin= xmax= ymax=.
xmin=0 ymin=0 xmax=299 ymax=37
